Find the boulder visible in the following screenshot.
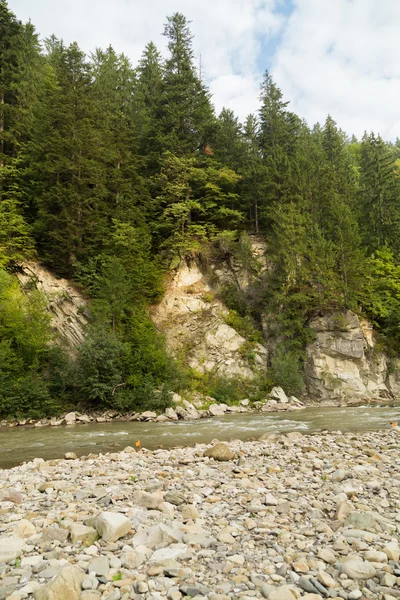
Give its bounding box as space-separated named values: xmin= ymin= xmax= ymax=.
xmin=87 ymin=556 xmax=110 ymax=576
xmin=64 ymin=412 xmax=76 ymax=423
xmin=92 ymin=511 xmax=131 ymax=542
xmin=34 ymin=566 xmax=85 ymax=600
xmin=70 ymin=524 xmax=98 ymax=546
xmin=121 ymin=545 xmax=152 ymax=568
xmin=208 ymin=403 xmax=228 ymax=416
xmin=132 ymin=523 xmax=183 ymax=550
xmin=203 ymin=443 xmax=235 ymax=461
xmin=13 ymin=519 xmax=37 ymax=539
xmin=133 ymin=490 xmax=164 ymax=509
xmin=0 ymin=538 xmax=25 ymax=563
xmin=269 ymin=387 xmax=289 ymax=403
xmin=165 ymin=407 xmax=178 ymax=421
xmin=341 ymin=560 xmax=376 ymax=580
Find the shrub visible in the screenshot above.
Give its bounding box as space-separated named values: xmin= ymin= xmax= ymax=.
xmin=269 ymin=348 xmax=305 ymax=397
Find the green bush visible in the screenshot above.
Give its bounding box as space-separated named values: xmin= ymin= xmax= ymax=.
xmin=224 ymin=310 xmax=264 ymax=344
xmin=269 ymin=348 xmax=305 ymax=397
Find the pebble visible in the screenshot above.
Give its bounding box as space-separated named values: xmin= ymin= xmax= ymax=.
xmin=0 ymin=430 xmax=398 ymax=600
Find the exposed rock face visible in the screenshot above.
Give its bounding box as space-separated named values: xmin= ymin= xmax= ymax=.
xmin=305 ymin=311 xmax=391 ymax=401
xmin=152 ymin=259 xmax=267 ymax=380
xmin=17 ymin=262 xmax=87 ymax=349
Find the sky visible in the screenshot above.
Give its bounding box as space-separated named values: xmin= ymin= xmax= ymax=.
xmin=7 ymin=0 xmax=400 ymax=141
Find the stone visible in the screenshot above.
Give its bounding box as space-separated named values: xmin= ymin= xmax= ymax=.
xmin=341 ymin=560 xmax=376 ymax=580
xmin=70 ymin=524 xmax=98 ymax=546
xmin=181 ymin=504 xmax=198 ymax=521
xmin=64 ymin=412 xmax=76 ymax=423
xmin=1 ymin=489 xmax=23 ymax=503
xmin=121 ymin=545 xmax=152 ymax=568
xmin=87 ymin=556 xmax=109 ymax=576
xmin=65 ymin=452 xmax=77 ymax=460
xmin=165 ymin=407 xmax=178 ymax=420
xmin=317 ymin=571 xmax=336 ymax=587
xmin=33 ymin=566 xmax=85 ymax=600
xmin=208 ymin=404 xmax=227 ymax=416
xmin=14 ymin=519 xmax=37 ymax=539
xmin=383 ymin=542 xmax=400 ymax=561
xmin=132 ymin=523 xmax=182 ymax=550
xmin=41 ymin=527 xmax=69 ymax=544
xmin=317 ymin=549 xmax=337 ymax=565
xmin=203 ymin=443 xmax=235 ymax=461
xmin=93 ymin=512 xmax=131 ymax=542
xmin=80 ymin=593 xmax=101 ymax=600
xmin=268 ymin=585 xmax=300 ymax=600
xmin=364 ymin=550 xmax=387 ymax=563
xmin=269 ymin=387 xmax=289 ymax=403
xmin=345 ymin=512 xmax=377 ymax=531
xmin=140 ymin=411 xmax=157 ymax=420
xmin=265 ymin=493 xmax=278 ymax=506
xmin=0 ymin=538 xmax=25 ymax=563
xmin=150 ymin=546 xmax=188 ymax=563
xmin=164 ymin=491 xmax=185 ymax=505
xmin=133 ymin=490 xmax=164 ymax=509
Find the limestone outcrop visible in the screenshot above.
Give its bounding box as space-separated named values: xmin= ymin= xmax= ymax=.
xmin=304 ymin=310 xmax=398 ymax=402
xmin=16 ymin=262 xmax=87 ymax=349
xmin=151 ymin=260 xmax=267 ymax=381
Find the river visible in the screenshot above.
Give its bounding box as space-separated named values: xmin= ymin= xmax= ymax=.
xmin=0 ymin=405 xmax=399 ymax=469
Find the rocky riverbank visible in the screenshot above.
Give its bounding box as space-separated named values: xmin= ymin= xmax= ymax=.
xmin=1 ymin=429 xmax=399 ymax=600
xmin=0 ymin=388 xmax=306 ymax=430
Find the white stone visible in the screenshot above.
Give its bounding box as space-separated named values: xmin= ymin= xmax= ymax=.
xmin=150 ymin=545 xmax=188 ymax=563
xmin=94 ymin=512 xmax=131 ymax=542
xmin=269 ymin=387 xmax=289 ymax=403
xmin=0 ymin=537 xmax=25 ymax=563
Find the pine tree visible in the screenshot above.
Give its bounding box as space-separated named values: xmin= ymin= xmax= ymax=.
xmin=27 ymin=40 xmax=109 ymax=275
xmin=158 ymin=13 xmax=215 ymax=155
xmin=358 ymin=132 xmax=400 ymax=252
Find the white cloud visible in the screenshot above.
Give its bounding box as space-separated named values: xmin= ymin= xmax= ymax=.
xmin=8 ymin=0 xmax=284 ymax=121
xmin=272 ymin=0 xmax=400 ymax=139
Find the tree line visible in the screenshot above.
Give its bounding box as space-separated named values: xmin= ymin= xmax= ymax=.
xmin=1 ymin=1 xmax=400 ymax=417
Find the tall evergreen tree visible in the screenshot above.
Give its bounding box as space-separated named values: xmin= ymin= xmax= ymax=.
xmin=157 ymin=13 xmax=215 ymax=155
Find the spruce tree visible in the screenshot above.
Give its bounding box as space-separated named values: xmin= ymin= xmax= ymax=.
xmin=158 ymin=13 xmax=215 ymax=155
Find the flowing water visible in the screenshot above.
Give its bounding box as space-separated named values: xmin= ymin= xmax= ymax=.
xmin=0 ymin=405 xmax=399 ymax=470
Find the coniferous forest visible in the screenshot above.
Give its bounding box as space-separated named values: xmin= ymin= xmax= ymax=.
xmin=2 ymin=1 xmax=400 ymax=418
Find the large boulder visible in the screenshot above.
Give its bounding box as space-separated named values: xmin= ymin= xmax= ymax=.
xmin=203 ymin=443 xmax=235 ymax=461
xmin=34 ymin=566 xmax=85 ymax=600
xmin=91 ymin=511 xmax=131 ymax=542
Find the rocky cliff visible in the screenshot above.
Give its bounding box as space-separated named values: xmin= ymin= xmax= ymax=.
xmin=151 ymin=260 xmax=267 ymax=380
xmin=16 ymin=262 xmax=87 ymax=350
xmin=15 ymin=254 xmax=400 ymax=403
xmin=305 ymin=310 xmax=399 ymax=402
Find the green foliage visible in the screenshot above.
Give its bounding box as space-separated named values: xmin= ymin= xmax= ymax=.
xmin=269 ymin=348 xmax=305 ymax=397
xmin=360 ymin=247 xmax=400 ymax=353
xmin=224 ymin=310 xmax=264 ymax=345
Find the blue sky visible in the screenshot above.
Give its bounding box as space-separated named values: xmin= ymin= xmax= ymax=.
xmin=7 ymin=0 xmax=400 ymax=140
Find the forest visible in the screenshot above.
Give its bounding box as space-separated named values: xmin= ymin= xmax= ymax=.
xmin=1 ymin=0 xmax=400 ymax=418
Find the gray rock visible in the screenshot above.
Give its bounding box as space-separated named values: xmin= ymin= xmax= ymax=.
xmin=203 ymin=443 xmax=235 ymax=461
xmin=0 ymin=538 xmax=25 ymax=563
xmin=341 ymin=560 xmax=376 ymax=580
xmin=132 ymin=490 xmax=164 ymax=509
xmin=87 ymin=556 xmax=109 ymax=576
xmin=33 ymin=566 xmax=85 ymax=600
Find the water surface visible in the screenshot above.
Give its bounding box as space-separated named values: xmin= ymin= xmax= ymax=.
xmin=1 ymin=405 xmax=399 ymax=469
